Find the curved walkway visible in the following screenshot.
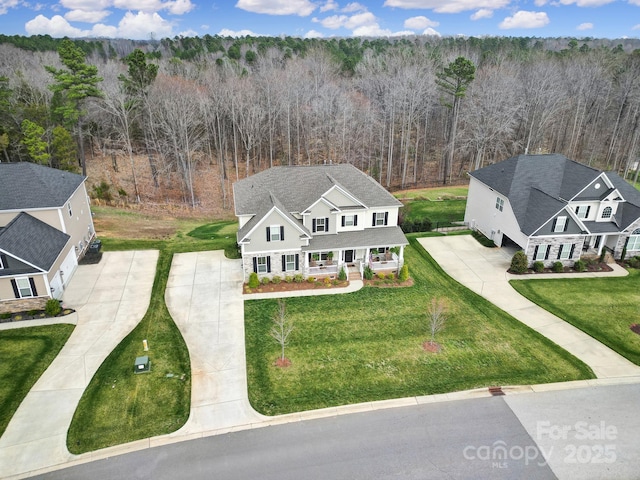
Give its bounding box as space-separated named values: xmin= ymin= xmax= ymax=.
xmin=418 ymin=236 xmax=640 ymax=378
xmin=0 ymin=250 xmax=158 ymax=479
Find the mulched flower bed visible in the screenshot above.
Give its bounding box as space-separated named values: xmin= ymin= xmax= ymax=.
xmin=0 ymin=308 xmax=76 ymax=323
xmin=244 ymin=279 xmax=349 ymax=295
xmin=509 ymin=262 xmax=613 ymax=275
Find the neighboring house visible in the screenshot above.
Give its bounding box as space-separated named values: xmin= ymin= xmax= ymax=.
xmin=0 ymin=162 xmax=95 ymax=309
xmin=464 ymin=153 xmax=640 ymax=267
xmin=233 ymin=163 xmax=408 ymax=281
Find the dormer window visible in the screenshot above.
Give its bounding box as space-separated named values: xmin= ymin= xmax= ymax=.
xmin=313 ymin=217 xmax=328 ymax=233
xmin=575 ymin=205 xmax=590 ymax=219
xmin=601 ymin=207 xmax=612 ymax=219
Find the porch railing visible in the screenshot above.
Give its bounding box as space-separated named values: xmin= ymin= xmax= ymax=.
xmin=308 ymin=264 xmax=338 ymax=276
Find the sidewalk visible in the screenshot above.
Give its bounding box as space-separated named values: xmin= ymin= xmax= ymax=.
xmin=418 ymin=236 xmax=640 ymax=379
xmin=0 ymin=250 xmax=158 ymax=479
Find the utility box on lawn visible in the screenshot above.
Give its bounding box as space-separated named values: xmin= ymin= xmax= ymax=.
xmin=134 ymin=355 xmax=150 ymax=374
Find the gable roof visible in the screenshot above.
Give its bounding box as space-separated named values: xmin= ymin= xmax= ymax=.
xmin=233 ymin=164 xmax=402 ymax=216
xmin=469 ymin=153 xmax=640 ymax=234
xmin=0 ymin=212 xmax=70 ymax=274
xmin=0 ymin=162 xmax=85 ymax=211
xmin=237 ymin=192 xmax=311 ymax=243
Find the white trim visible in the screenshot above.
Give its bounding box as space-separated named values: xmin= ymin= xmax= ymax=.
xmin=322 ymin=184 xmax=367 ymax=209
xmin=239 ymin=206 xmax=310 ymax=243
xmin=302 ymin=196 xmax=339 ymax=214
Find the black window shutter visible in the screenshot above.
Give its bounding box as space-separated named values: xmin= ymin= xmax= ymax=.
xmin=384 ymin=212 xmax=388 ymax=225
xmin=563 ymin=219 xmax=568 ymax=232
xmin=266 ymin=227 xmax=271 ymax=242
xmin=11 ymin=279 xmax=19 ymax=298
xmin=312 ymin=218 xmax=317 ymax=233
xmin=280 ymin=226 xmax=284 ymax=241
xmin=575 ymin=206 xmax=579 ymax=214
xmin=267 ymin=257 xmax=271 ymax=273
xmin=586 ymin=206 xmax=591 ymax=217
xmin=29 ymin=278 xmax=37 ymax=296
xmin=354 ymin=215 xmax=358 ymax=226
xmin=544 ymin=246 xmax=550 ymax=260
xmin=570 ymin=244 xmax=575 ymax=258
xmin=342 ymin=216 xmax=346 ymax=227
xmin=372 ymin=213 xmax=376 ymax=226
xmin=282 ymin=255 xmax=286 ymax=271
xmin=533 ymin=246 xmax=539 ymax=259
xmin=295 ymin=254 xmax=299 ymax=270
xmin=0 ymin=253 xmax=7 ymax=268
xmin=557 ymin=248 xmax=561 ymax=260
xmin=551 ymin=219 xmax=557 ymax=231
xmin=253 ymin=257 xmax=257 ymax=273
xmin=325 ymin=217 xmax=329 ymax=232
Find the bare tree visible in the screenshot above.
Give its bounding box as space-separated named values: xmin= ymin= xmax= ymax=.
xmin=426 ymin=297 xmax=447 ymax=348
xmin=270 ymin=299 xmax=294 ymax=364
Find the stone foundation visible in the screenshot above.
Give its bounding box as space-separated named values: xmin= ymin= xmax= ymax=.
xmin=0 ymin=297 xmax=48 ymax=315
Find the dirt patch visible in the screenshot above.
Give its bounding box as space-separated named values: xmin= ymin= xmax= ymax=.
xmin=422 ymin=341 xmax=442 ymax=353
xmin=274 ymin=357 xmax=292 ymax=368
xmin=631 ymin=324 xmax=640 ymax=335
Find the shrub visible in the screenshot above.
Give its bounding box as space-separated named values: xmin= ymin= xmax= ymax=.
xmin=533 ymin=261 xmax=544 ymax=273
xmin=552 ymin=261 xmax=564 ymax=273
xmin=0 ymin=312 xmax=11 ymax=320
xmin=338 ymin=267 xmax=347 ymax=281
xmin=293 ymin=274 xmax=304 ymax=283
xmin=284 ymin=275 xmax=293 ymax=283
xmin=399 ymin=264 xmax=409 ymax=282
xmin=510 ymin=251 xmax=529 ymax=274
xmin=248 ymin=272 xmax=259 ymax=288
xmin=323 ymin=277 xmax=331 ymax=285
xmin=574 ymin=259 xmax=586 ymax=272
xmin=261 ymin=276 xmax=270 ymax=285
xmin=386 ymin=273 xmax=395 ymax=280
xmin=363 ymin=266 xmax=374 ymax=280
xmin=45 ymin=299 xmax=62 ymax=317
xmin=629 ymin=256 xmax=640 ymax=269
xmin=377 ymin=272 xmax=386 ymax=280
xmin=271 ymin=275 xmax=281 ymax=284
xmin=307 ymin=277 xmax=316 ymax=283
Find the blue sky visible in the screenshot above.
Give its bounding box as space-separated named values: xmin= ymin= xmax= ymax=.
xmin=0 ymin=0 xmax=637 ymax=40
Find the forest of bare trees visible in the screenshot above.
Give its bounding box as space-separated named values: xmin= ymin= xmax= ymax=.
xmin=0 ymin=35 xmax=639 ymax=212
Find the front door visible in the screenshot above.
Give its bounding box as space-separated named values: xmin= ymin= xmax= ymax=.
xmin=344 ymin=249 xmax=354 ymax=264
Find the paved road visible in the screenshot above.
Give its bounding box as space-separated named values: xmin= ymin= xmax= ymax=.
xmin=33 ymin=383 xmax=640 ymax=480
xmin=418 ymin=236 xmax=640 ymax=378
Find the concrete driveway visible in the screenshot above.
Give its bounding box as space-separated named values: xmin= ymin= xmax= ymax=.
xmin=0 ymin=250 xmax=158 ymax=479
xmin=164 ymin=251 xmax=265 ymax=439
xmin=418 ymin=236 xmax=640 ymax=379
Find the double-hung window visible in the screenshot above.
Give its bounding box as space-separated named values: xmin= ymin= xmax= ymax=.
xmin=495 ymin=197 xmax=504 ymax=212
xmin=313 ymin=217 xmax=327 ymax=233
xmin=373 ymin=212 xmax=388 ymax=226
xmin=627 ymin=229 xmax=640 ymax=251
xmin=575 ymin=205 xmax=590 ymax=219
xmin=16 ymin=278 xmax=33 ymax=298
xmin=268 ymin=225 xmax=282 ymax=242
xmin=553 ymin=216 xmax=567 ymax=233
xmin=342 ymin=215 xmax=356 ymax=227
xmin=558 ymin=243 xmax=573 ymax=260
xmin=534 ymin=245 xmax=549 ymax=261
xmin=255 ymin=256 xmax=269 ymax=274
xmin=284 ymin=254 xmax=297 ymax=271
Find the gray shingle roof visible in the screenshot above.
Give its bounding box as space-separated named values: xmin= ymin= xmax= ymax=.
xmin=469 ymin=153 xmax=640 ymax=234
xmin=0 ymin=212 xmax=70 ymax=273
xmin=304 ymin=226 xmax=408 ymax=251
xmin=237 ymin=192 xmax=311 ymax=242
xmin=233 ymin=164 xmax=402 ymax=216
xmin=0 ymin=162 xmax=85 ymax=210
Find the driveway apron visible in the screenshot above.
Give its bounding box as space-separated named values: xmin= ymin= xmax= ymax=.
xmin=164 ymin=251 xmax=265 ymax=438
xmin=0 ymin=250 xmax=158 ymax=479
xmin=418 ymin=236 xmax=640 ymax=379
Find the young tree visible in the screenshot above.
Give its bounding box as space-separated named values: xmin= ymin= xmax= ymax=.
xmin=436 ymin=56 xmax=475 ymax=184
xmin=426 ymin=297 xmax=447 ymax=348
xmin=46 ymin=39 xmax=102 ymax=176
xmin=270 ymin=299 xmax=294 ymax=364
xmin=20 ymin=119 xmax=50 ymax=165
xmin=51 ymin=125 xmax=78 ymax=172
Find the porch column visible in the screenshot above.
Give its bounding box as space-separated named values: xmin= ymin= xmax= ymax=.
xmin=399 ymin=245 xmax=404 ymax=266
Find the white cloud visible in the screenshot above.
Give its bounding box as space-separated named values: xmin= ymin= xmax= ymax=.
xmin=499 ymin=10 xmax=549 ymax=29
xmin=25 ymin=10 xmax=174 ymax=38
xmin=577 ymin=22 xmax=593 ymax=30
xmin=235 ymin=0 xmax=316 ymax=16
xmin=383 ymin=0 xmax=509 ymax=13
xmin=352 ymin=24 xmax=413 ymax=36
xmin=305 ymin=29 xmax=324 ymax=38
xmin=404 ymin=15 xmax=439 ymax=29
xmin=558 ymin=0 xmax=614 ymax=6
xmin=218 ymin=28 xmax=260 ymax=37
xmin=60 ymin=0 xmax=111 ymax=9
xmin=0 ymin=0 xmax=20 ymax=15
xmin=314 ymin=11 xmax=377 ymax=29
xmin=423 ymin=27 xmax=441 ymax=35
xmin=534 ymin=0 xmax=548 ymax=5
xmin=633 ymin=24 xmax=640 ymax=30
xmin=177 ymin=28 xmax=198 ymax=36
xmin=64 ymin=9 xmax=111 ymax=22
xmin=471 ymin=8 xmax=493 ymax=20
xmin=319 ymin=0 xmax=338 ymax=12
xmin=342 ymin=2 xmax=366 ymax=12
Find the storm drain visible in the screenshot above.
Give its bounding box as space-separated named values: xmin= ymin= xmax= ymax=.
xmin=488 ymin=386 xmax=505 ymax=396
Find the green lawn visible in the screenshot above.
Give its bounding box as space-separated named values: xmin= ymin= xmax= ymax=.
xmin=0 ymin=324 xmax=75 ymax=437
xmin=510 ymin=271 xmax=640 ymax=366
xmin=394 ymin=186 xmax=468 ymax=201
xmin=244 ymin=235 xmax=594 ymax=416
xmin=67 ymin=217 xmax=239 ymax=453
xmin=401 ymin=199 xmax=467 ymax=227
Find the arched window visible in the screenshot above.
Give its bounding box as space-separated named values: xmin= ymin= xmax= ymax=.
xmin=627 ymin=228 xmax=640 ymax=251
xmin=601 ymin=206 xmax=612 ymax=219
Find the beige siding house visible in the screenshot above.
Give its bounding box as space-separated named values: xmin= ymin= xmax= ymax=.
xmin=0 ymin=163 xmax=95 ymax=311
xmin=464 ymin=154 xmax=640 ymax=267
xmin=234 ymin=164 xmax=408 ymax=281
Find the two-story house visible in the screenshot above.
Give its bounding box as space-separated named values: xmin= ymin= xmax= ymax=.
xmin=0 ymin=162 xmax=95 ymax=309
xmin=233 ymin=164 xmax=408 ymax=281
xmin=464 ymin=153 xmax=640 ymax=266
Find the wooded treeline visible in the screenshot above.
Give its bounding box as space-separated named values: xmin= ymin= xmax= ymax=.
xmin=0 ymin=34 xmax=639 ymax=209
